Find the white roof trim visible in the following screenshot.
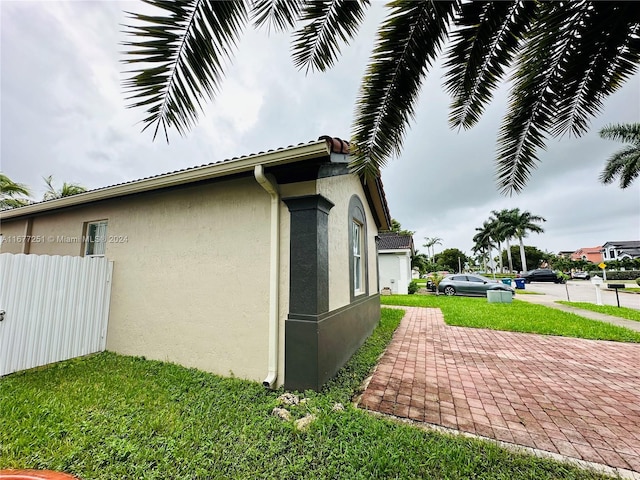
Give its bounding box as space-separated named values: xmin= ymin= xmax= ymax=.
xmin=2 ymin=140 xmax=330 ymax=219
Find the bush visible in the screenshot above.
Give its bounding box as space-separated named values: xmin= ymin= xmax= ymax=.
xmin=595 ymin=270 xmax=640 ymax=280
xmin=636 ymin=277 xmax=640 ymax=286
xmin=408 ymin=280 xmax=419 ymax=294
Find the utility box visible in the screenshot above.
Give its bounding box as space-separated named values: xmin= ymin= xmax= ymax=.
xmin=487 ymin=290 xmax=513 ymax=303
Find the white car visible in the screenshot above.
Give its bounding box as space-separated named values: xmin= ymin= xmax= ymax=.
xmin=571 ymin=271 xmax=590 ymax=280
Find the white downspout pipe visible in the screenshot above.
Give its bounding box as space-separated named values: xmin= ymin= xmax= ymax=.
xmin=254 ymin=165 xmax=280 ymax=388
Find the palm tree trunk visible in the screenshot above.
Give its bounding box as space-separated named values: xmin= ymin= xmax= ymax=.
xmin=488 ymin=246 xmax=496 ymax=279
xmin=506 ymin=238 xmax=514 ymax=273
xmin=518 ymin=236 xmax=527 ymax=272
xmin=497 ymin=241 xmax=504 ymax=273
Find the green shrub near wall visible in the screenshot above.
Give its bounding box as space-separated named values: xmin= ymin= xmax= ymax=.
xmin=408 ymin=280 xmax=419 ymax=294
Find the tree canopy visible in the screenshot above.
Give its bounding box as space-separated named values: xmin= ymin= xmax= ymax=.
xmin=598 ymin=123 xmax=640 ymax=189
xmin=123 ymin=1 xmax=640 ymax=194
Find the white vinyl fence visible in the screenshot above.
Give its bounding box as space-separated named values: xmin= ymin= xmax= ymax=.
xmin=0 ymin=253 xmax=113 ymax=376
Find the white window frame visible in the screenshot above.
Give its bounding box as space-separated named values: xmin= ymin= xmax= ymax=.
xmin=352 ymin=220 xmax=364 ymax=294
xmin=85 ymin=220 xmax=108 ymax=257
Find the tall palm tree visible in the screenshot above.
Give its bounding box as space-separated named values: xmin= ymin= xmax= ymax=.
xmin=0 ymin=174 xmax=31 ymax=209
xmin=472 ymin=222 xmax=496 ymax=277
xmin=423 ymin=236 xmax=442 ymax=263
xmin=122 ymin=1 xmax=640 ymax=194
xmin=598 ymin=123 xmax=640 ymax=189
xmin=490 ymin=209 xmax=518 ymax=274
xmin=510 ymin=208 xmax=545 ymax=272
xmin=43 ymin=175 xmax=87 ymax=201
xmin=485 ymin=214 xmax=504 ymax=273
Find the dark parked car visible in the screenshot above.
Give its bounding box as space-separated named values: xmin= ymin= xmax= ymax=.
xmin=437 ymin=274 xmax=515 ymax=297
xmin=518 ymin=269 xmax=565 ymax=283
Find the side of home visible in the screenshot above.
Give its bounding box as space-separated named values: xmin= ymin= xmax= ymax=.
xmin=377 ymin=232 xmax=414 ymax=295
xmin=0 ymin=137 xmax=391 ymax=390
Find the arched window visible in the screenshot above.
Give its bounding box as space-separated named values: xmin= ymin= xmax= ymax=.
xmin=348 ymin=195 xmax=368 ymax=300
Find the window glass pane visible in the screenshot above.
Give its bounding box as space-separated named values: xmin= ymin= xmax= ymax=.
xmin=86 ymin=221 xmax=107 ymax=256
xmin=353 ymin=220 xmax=362 ymax=292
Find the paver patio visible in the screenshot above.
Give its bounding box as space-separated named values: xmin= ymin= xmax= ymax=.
xmin=359 ymin=307 xmax=640 ymax=473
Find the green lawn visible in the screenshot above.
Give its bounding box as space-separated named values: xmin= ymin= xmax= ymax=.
xmin=381 ymin=295 xmax=640 ymax=342
xmin=0 ymin=308 xmax=609 ymax=479
xmin=557 ymin=301 xmax=640 ymax=322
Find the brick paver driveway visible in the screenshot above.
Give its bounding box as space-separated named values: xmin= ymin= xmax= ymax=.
xmin=359 ymin=307 xmax=640 ymax=473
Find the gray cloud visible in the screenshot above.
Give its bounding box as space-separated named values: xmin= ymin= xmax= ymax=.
xmin=1 ymin=1 xmax=638 ymax=255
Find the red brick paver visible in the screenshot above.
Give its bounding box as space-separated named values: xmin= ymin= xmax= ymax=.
xmin=360 ymin=307 xmax=640 ymax=472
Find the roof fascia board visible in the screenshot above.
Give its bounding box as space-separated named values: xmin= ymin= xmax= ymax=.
xmin=2 ymin=141 xmax=330 ymax=219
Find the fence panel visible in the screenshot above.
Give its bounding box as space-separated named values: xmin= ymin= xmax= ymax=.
xmin=0 ymin=253 xmax=113 ymax=376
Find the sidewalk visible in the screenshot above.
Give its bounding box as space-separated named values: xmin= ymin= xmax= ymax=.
xmin=516 ymin=292 xmax=640 ymax=332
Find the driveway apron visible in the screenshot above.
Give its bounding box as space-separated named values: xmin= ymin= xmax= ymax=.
xmin=359 ymin=307 xmax=640 ymax=473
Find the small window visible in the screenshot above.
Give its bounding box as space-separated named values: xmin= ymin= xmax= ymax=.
xmin=85 ymin=220 xmax=108 ymax=256
xmin=352 ymin=220 xmax=364 ymax=293
xmin=609 ymin=248 xmax=615 ymax=259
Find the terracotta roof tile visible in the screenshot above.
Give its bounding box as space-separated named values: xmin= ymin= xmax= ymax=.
xmin=319 ymin=135 xmax=350 ymax=154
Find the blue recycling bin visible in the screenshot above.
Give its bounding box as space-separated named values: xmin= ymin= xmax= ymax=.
xmin=514 ymin=278 xmax=525 ymax=290
xmin=501 ymin=278 xmax=512 ymax=286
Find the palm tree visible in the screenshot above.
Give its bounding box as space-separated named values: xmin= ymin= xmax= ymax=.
xmin=43 ymin=175 xmax=87 ymax=201
xmin=510 ymin=208 xmax=545 ymax=272
xmin=485 ymin=214 xmax=505 ymax=273
xmin=0 ymin=174 xmax=31 ymax=209
xmin=490 ymin=209 xmax=518 ymax=274
xmin=122 ymin=1 xmax=640 ymax=194
xmin=473 ymin=221 xmax=496 ymax=277
xmin=598 ymin=123 xmax=640 ymax=189
xmin=423 ymin=236 xmax=442 ymax=263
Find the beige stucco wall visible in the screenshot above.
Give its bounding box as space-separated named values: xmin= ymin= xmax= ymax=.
xmin=0 ymin=220 xmax=31 ymax=254
xmin=0 ymin=173 xmax=381 ymax=386
xmin=318 ymin=174 xmax=379 ymax=311
xmin=0 ymin=177 xmax=279 ymax=383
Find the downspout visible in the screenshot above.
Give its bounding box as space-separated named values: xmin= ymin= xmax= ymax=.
xmin=254 ymin=165 xmax=280 ymax=388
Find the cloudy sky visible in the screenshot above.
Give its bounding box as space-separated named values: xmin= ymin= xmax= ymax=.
xmin=2 ymin=1 xmax=639 ymax=257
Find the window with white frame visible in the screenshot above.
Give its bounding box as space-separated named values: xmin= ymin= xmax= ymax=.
xmin=352 ymin=220 xmax=364 ymax=293
xmin=348 ymin=195 xmax=368 ymax=300
xmin=85 ymin=220 xmax=108 ymax=256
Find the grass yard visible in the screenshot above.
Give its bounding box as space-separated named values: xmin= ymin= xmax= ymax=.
xmin=557 ymin=301 xmax=640 ymax=322
xmin=0 ymin=308 xmax=609 ymax=479
xmin=381 ymin=295 xmax=640 ymax=342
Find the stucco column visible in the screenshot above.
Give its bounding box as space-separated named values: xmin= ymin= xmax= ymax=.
xmin=283 ymin=195 xmax=334 ymax=318
xmin=282 ymin=194 xmax=333 ymax=391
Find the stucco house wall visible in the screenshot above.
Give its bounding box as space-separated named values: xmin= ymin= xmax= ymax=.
xmin=1 ymin=178 xmax=274 ymax=382
xmin=0 ymin=137 xmax=391 ymax=390
xmin=378 ymin=251 xmax=411 ymax=294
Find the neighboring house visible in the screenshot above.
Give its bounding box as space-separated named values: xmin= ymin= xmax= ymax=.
xmin=0 ymin=136 xmax=391 ymax=391
xmin=377 ymin=232 xmax=414 ymax=295
xmin=601 ymin=241 xmax=640 ymax=261
xmin=570 ymin=246 xmax=603 ymax=264
xmin=557 ymin=250 xmax=575 ymax=259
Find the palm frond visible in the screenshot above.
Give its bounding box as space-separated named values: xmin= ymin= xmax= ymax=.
xmin=0 ymin=174 xmax=31 ymax=197
xmin=291 ymin=0 xmax=370 ymax=73
xmin=550 ymin=3 xmax=640 ymax=139
xmin=599 ymin=123 xmax=640 ymax=145
xmin=350 ymin=0 xmax=458 ymax=180
xmin=122 ymin=0 xmax=248 ymax=141
xmin=495 ymin=3 xmax=593 ymax=195
xmin=599 ymin=145 xmax=640 ymax=188
xmin=444 ymin=1 xmax=537 ymax=130
xmin=251 ymin=0 xmax=303 ymax=32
